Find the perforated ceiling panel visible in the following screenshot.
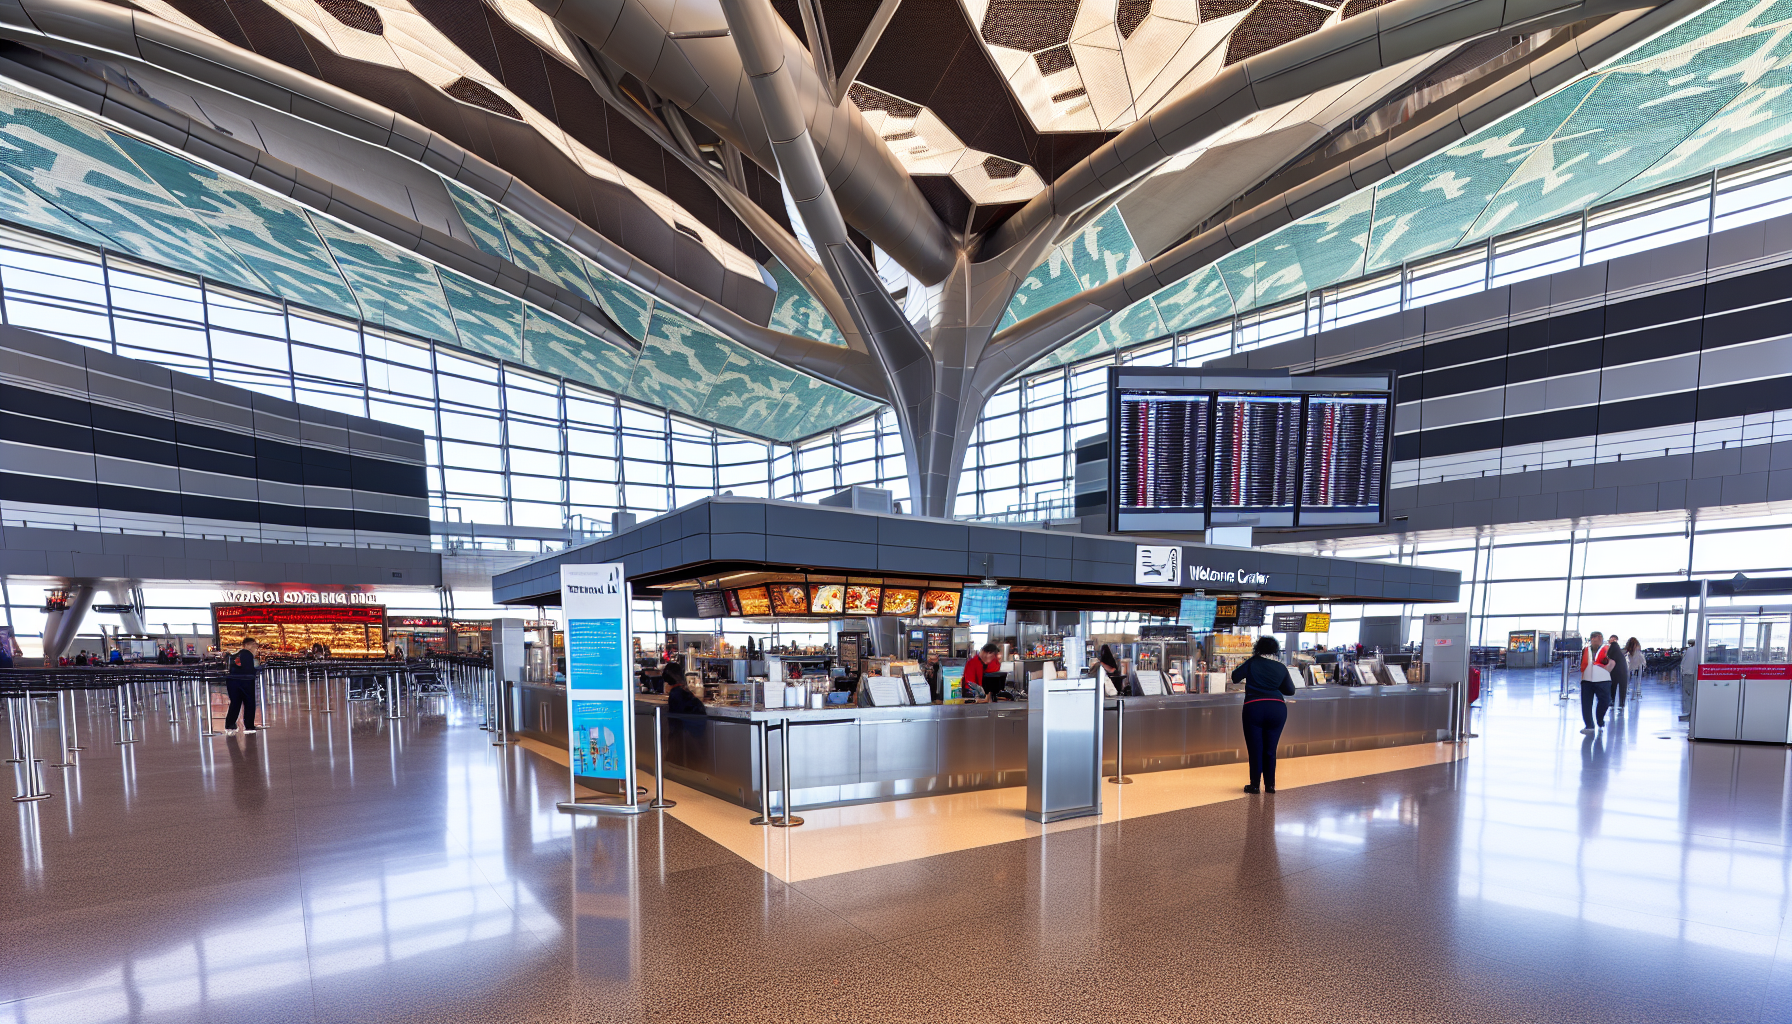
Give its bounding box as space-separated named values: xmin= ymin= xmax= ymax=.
xmin=959 ymin=0 xmax=1372 ymax=132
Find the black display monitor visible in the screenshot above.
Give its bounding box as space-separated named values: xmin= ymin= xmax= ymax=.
xmin=1109 ymin=368 xmax=1392 ymax=531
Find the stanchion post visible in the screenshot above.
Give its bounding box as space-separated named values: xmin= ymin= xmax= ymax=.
xmin=649 ymin=705 xmax=676 ymax=809
xmin=1108 ymin=698 xmax=1134 ymax=784
xmin=52 ymin=690 xmax=76 ymax=767
xmin=12 ymin=695 xmax=50 ymax=802
xmin=197 ymin=676 xmax=216 ymax=738
xmin=771 ymin=717 xmax=804 ymax=828
xmin=115 ymin=684 xmax=136 ymax=744
xmin=749 ymin=720 xmax=773 ymax=825
xmin=6 ymin=693 xmax=23 ymax=764
xmin=490 ymin=678 xmax=508 ymax=745
xmin=65 ymin=686 xmax=82 ymax=751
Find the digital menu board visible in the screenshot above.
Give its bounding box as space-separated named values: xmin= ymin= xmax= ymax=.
xmin=1178 ymin=595 xmax=1217 ymax=630
xmin=1270 ymin=612 xmax=1332 ymax=633
xmin=809 ymin=584 xmax=845 ymax=616
xmin=919 ymin=589 xmax=961 ymax=618
xmin=1235 ymin=599 xmax=1266 ymax=628
xmin=693 ymin=590 xmax=727 ymax=618
xmin=735 ymin=586 xmax=772 ymax=616
xmin=1109 ymin=369 xmax=1392 ymax=531
xmin=769 ymin=583 xmax=809 ymax=616
xmin=881 ymin=588 xmax=920 ymax=616
xmin=960 ymin=586 xmax=1010 ymax=625
xmin=723 ymin=589 xmax=742 ymax=616
xmin=1212 ymin=596 xmax=1265 ymax=628
xmin=844 ymin=585 xmax=882 ymax=615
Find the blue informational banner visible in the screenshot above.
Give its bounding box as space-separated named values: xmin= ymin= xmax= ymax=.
xmin=562 ymin=564 xmax=633 ymax=788
xmin=961 ymin=586 xmax=1011 ymax=625
xmin=570 ymin=698 xmax=627 ymax=778
xmin=1178 ymin=595 xmax=1217 ymax=630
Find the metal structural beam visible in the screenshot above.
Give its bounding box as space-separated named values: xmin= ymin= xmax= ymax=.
xmin=833 ymin=0 xmax=902 ymax=103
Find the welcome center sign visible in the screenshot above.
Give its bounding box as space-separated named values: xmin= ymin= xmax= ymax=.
xmin=559 ymin=563 xmax=643 ymax=814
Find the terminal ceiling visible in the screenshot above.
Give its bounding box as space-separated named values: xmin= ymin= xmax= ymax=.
xmin=0 ymin=0 xmax=1768 ymax=445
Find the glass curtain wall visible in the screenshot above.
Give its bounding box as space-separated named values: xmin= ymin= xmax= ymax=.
xmin=0 ymin=233 xmax=788 ymax=542
xmin=0 ymin=227 xmax=924 ymax=647
xmin=1050 ymin=513 xmax=1792 ymax=654
xmin=949 ymin=153 xmax=1792 ymax=519
xmin=1258 ymin=512 xmax=1792 ymax=652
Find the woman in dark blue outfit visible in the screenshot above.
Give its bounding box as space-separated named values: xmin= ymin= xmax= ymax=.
xmin=1230 ymin=636 xmax=1297 ymax=794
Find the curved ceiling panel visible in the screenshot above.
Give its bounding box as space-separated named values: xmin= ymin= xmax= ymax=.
xmin=0 ymin=78 xmax=879 ymax=439
xmin=1028 ymin=0 xmax=1792 ymax=370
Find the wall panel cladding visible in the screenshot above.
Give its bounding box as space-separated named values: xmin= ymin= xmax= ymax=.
xmin=1211 ymin=218 xmax=1792 ymax=537
xmin=1310 ymin=258 xmax=1792 ymax=468
xmin=0 ymin=325 xmax=429 ymax=547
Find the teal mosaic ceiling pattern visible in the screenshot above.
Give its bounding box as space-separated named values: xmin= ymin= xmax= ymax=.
xmin=764 ymin=258 xmax=845 ymax=347
xmin=1023 ymin=0 xmax=1792 ymax=369
xmin=0 ymin=85 xmax=873 ymax=442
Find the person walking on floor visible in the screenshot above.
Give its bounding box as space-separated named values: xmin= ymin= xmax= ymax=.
xmin=1231 ymin=636 xmax=1297 ymax=794
xmin=1609 ymin=629 xmax=1630 ymax=713
xmin=1625 ymin=637 xmax=1645 ymax=692
xmin=224 ymin=637 xmax=261 ymax=735
xmin=1580 ymin=631 xmax=1616 ymax=734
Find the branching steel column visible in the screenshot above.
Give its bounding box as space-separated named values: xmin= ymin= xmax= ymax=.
xmin=718 ymin=0 xmax=937 ymax=506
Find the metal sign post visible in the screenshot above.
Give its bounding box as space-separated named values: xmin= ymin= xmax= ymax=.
xmin=557 ymin=563 xmax=646 ymax=816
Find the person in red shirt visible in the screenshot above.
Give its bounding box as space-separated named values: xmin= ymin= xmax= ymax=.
xmin=1579 ymin=631 xmax=1616 ymax=733
xmin=962 ymin=644 xmax=1001 ymax=700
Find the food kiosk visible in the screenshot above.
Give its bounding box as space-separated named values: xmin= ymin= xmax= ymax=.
xmin=494 ymin=496 xmax=1463 ymax=813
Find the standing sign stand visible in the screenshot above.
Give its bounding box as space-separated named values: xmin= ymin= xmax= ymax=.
xmin=556 ymin=563 xmax=647 ymax=816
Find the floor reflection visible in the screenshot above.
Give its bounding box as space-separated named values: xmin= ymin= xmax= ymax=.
xmin=3 ymin=670 xmax=1791 ymax=1022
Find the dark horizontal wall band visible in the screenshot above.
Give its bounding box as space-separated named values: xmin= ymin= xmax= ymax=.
xmin=0 ymin=470 xmax=429 ymax=536
xmin=1325 ymin=259 xmax=1792 ymax=461
xmin=0 ymin=383 xmax=428 ymax=497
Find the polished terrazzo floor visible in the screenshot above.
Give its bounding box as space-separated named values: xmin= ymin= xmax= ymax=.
xmin=4 ymin=670 xmax=1790 ymax=1023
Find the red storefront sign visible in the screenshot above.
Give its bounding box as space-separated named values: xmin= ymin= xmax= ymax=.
xmin=1698 ymin=664 xmax=1792 ymax=680
xmin=214 ymin=604 xmax=385 ymax=626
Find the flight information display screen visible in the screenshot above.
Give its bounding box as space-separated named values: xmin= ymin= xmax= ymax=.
xmin=1117 ymin=393 xmax=1210 ymax=527
xmin=1212 ymin=393 xmax=1302 ymax=525
xmin=1300 ymin=393 xmax=1390 ymax=525
xmin=1109 ymin=369 xmax=1391 ymax=532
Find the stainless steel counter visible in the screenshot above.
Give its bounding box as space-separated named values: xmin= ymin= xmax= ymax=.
xmin=603 ymin=685 xmax=1453 ymax=811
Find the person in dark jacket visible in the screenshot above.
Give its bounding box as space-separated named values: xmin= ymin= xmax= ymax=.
xmin=1096 ymin=644 xmax=1127 ymax=695
xmin=1231 ymin=636 xmax=1297 ymax=794
xmin=662 ymin=665 xmax=705 ymax=715
xmin=224 ymin=637 xmax=261 ymax=734
xmin=1609 ymin=627 xmax=1630 ymax=713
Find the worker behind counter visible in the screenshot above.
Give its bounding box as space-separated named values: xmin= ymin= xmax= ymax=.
xmin=661 ymin=664 xmax=706 ymax=715
xmin=961 ymin=643 xmax=1002 ymax=701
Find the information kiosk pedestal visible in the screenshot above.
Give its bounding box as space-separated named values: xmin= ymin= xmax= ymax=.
xmin=1026 ymin=674 xmax=1102 ymax=823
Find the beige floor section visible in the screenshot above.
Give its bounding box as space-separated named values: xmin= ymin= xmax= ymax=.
xmin=515 ymin=736 xmax=1465 ymax=883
